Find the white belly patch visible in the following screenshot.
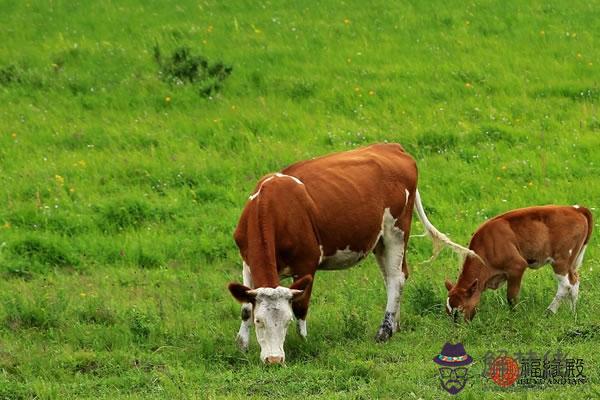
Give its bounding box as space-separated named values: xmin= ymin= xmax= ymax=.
xmin=318 ymin=207 xmax=402 ymax=271
xmin=319 ymin=246 xmax=367 ymax=270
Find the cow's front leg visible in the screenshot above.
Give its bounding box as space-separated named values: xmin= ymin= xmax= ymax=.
xmin=374 ymin=227 xmax=406 ymax=343
xmin=237 ymin=303 xmax=252 ymax=351
xmin=292 ymin=275 xmax=314 ymax=340
xmin=236 ymin=262 xmax=253 ymax=350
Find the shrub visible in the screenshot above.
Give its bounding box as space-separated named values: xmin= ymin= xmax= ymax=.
xmin=153 ymin=44 xmax=232 ymax=98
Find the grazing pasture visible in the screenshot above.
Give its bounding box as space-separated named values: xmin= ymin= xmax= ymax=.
xmin=0 ymin=1 xmax=599 ymax=398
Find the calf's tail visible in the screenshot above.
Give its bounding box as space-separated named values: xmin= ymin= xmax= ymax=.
xmin=575 ymin=206 xmax=593 ymax=244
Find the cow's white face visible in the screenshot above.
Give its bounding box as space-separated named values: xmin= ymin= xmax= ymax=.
xmin=252 ymin=287 xmax=297 ymax=363
xmin=229 ymin=277 xmax=312 ymax=364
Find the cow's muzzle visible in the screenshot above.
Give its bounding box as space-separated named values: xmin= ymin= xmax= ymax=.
xmin=264 ymin=356 xmax=285 ymax=365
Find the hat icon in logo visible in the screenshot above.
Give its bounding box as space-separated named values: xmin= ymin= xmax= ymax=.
xmin=433 ymin=342 xmax=473 ymax=395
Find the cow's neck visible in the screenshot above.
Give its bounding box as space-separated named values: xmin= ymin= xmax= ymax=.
xmin=247 ymin=260 xmax=280 ymax=288
xmin=245 ymin=202 xmax=281 ymax=288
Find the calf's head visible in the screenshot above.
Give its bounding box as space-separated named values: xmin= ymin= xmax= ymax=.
xmin=445 ymin=279 xmax=480 ymax=321
xmin=228 ymin=275 xmax=312 ymax=364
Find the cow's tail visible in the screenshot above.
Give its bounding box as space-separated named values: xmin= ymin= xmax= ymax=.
xmin=413 ymin=189 xmax=480 ymax=262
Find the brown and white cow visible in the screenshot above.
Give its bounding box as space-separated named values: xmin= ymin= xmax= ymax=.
xmin=228 ymin=143 xmax=474 ymax=364
xmin=445 ymin=205 xmax=593 ymax=321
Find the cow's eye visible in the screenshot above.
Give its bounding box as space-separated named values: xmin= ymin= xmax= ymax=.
xmin=254 ymin=319 xmax=262 ymax=325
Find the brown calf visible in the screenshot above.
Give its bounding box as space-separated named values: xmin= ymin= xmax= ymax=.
xmin=445 ymin=205 xmax=593 ymax=321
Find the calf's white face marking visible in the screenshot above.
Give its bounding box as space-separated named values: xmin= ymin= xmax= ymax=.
xmin=446 ymin=297 xmax=453 ymax=313
xmin=251 ymin=287 xmax=300 ymax=363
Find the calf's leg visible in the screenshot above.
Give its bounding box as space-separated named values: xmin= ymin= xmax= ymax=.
xmin=506 ymin=262 xmax=526 ymax=309
xmin=506 ymin=274 xmax=524 ymax=309
xmin=547 ymin=260 xmax=574 ymax=314
xmin=568 ymin=243 xmax=587 ymax=311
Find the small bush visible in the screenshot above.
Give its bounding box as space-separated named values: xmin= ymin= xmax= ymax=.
xmin=153 ymin=44 xmax=232 ymax=98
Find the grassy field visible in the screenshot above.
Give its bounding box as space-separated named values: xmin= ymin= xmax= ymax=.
xmin=0 ymin=0 xmax=599 ymax=398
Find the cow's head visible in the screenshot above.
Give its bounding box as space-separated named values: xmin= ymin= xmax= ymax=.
xmin=228 ymin=275 xmax=312 ymax=364
xmin=445 ymin=278 xmax=480 ymax=321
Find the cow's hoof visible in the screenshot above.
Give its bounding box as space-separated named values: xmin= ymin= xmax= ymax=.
xmin=236 ymin=334 xmax=249 ymax=351
xmin=544 ymin=308 xmax=556 ymax=317
xmin=375 ymin=326 xmax=392 ymax=343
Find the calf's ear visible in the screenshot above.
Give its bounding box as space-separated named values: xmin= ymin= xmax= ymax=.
xmin=289 ymin=275 xmax=313 ymax=300
xmin=228 ymin=283 xmax=257 ymax=304
xmin=444 ymin=279 xmax=454 ymax=291
xmin=467 ymin=279 xmax=479 ymax=297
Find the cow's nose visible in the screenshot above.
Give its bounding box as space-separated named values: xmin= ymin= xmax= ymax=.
xmin=265 ymin=356 xmax=284 ymax=365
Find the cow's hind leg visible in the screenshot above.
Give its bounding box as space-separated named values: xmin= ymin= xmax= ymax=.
xmin=236 ymin=262 xmax=253 ymax=351
xmin=569 ymin=244 xmax=586 ymax=311
xmin=374 ymin=211 xmax=407 ymax=343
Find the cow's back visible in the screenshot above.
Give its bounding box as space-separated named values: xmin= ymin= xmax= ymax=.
xmin=282 ymin=143 xmax=417 ymax=255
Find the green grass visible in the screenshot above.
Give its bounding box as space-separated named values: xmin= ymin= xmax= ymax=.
xmin=0 ymin=0 xmax=599 ymax=398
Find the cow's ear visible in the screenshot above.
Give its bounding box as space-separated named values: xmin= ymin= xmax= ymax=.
xmin=290 ymin=275 xmax=313 ymax=300
xmin=444 ymin=279 xmax=454 ymax=292
xmin=228 ymin=283 xmax=257 ymax=304
xmin=467 ymin=279 xmax=478 ymax=297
